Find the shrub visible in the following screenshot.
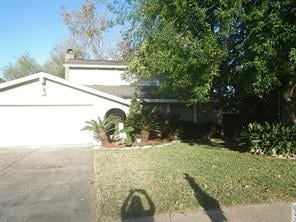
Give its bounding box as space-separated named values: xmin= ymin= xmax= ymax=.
xmin=178 ymin=121 xmax=222 ymax=140
xmin=135 ymin=114 xmax=161 ymax=142
xmin=156 ymin=113 xmax=181 ymax=140
xmin=82 ymin=115 xmax=121 ymax=146
xmin=241 ymin=122 xmax=296 ymax=156
xmin=126 ymin=111 xmax=162 ymax=142
xmin=125 ymin=96 xmax=162 ymax=142
xmin=119 ymin=126 xmax=135 ymax=146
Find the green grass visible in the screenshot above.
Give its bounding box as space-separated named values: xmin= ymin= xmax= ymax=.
xmin=94 ymin=142 xmax=296 ymax=220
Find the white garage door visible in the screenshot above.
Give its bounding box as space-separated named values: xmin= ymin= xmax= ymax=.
xmin=0 ymin=105 xmax=94 ymax=147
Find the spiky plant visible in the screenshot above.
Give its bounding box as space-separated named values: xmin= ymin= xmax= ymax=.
xmin=131 ymin=114 xmax=161 ymax=143
xmin=139 ymin=117 xmax=161 ymax=142
xmin=82 ymin=115 xmax=121 ymax=146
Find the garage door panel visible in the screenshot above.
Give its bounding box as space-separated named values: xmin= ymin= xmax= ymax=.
xmin=0 ymin=106 xmax=94 ymax=146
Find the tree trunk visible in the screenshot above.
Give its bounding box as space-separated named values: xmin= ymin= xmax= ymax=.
xmin=280 ymin=80 xmax=296 ymax=125
xmin=141 ymin=129 xmax=150 ymax=143
xmin=98 ymin=132 xmax=110 ymax=146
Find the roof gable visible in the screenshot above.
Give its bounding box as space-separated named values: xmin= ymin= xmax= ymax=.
xmin=0 ymin=72 xmax=130 ymax=106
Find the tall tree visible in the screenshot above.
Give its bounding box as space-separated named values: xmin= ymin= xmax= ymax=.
xmin=44 ymin=38 xmax=86 ymax=77
xmin=237 ymin=0 xmax=296 ymax=123
xmin=62 ymin=0 xmax=108 ymax=59
xmin=108 ymin=39 xmax=134 ymax=61
xmin=112 ymin=0 xmax=296 ymax=123
xmin=118 ymin=1 xmax=234 ymax=102
xmin=2 ymin=53 xmax=42 ymax=81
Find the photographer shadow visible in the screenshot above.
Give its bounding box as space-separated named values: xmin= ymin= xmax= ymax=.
xmin=121 ymin=189 xmax=155 ymax=222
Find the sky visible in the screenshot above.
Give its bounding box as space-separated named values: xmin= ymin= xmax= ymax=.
xmin=0 ymin=0 xmax=122 ymax=73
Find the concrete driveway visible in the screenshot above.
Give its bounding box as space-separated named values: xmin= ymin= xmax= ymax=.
xmin=0 ymin=147 xmax=95 ymax=222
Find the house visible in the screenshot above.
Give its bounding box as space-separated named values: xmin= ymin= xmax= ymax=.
xmin=0 ymin=49 xmax=222 ymax=147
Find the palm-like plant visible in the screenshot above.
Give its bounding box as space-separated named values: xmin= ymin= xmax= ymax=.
xmin=136 ymin=114 xmax=161 ymax=143
xmin=82 ymin=115 xmax=120 ymax=146
xmin=138 ymin=118 xmax=160 ymax=142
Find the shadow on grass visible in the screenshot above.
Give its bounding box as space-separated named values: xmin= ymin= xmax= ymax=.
xmin=182 ymin=139 xmax=249 ymax=153
xmin=121 ymin=189 xmax=155 ymax=221
xmin=184 ymin=173 xmax=227 ymax=222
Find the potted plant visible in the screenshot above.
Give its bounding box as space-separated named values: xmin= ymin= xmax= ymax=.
xmin=134 ymin=134 xmax=142 ymax=143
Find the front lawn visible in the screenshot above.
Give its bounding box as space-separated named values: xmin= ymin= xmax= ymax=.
xmin=94 ymin=142 xmax=296 ymax=221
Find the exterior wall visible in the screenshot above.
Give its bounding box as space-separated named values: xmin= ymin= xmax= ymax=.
xmin=0 ymin=78 xmax=129 ymax=146
xmin=147 ymin=103 xmax=167 ymax=115
xmin=146 ymin=102 xmax=222 ymax=124
xmin=68 ymin=68 xmax=130 ymax=85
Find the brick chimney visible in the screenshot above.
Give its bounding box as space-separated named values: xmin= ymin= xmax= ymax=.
xmin=65 ymin=49 xmax=75 ymax=62
xmin=64 ymin=49 xmax=75 ymax=80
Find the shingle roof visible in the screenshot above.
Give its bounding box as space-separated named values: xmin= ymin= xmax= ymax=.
xmin=87 ymin=85 xmax=169 ymax=99
xmin=64 ymin=59 xmax=127 ymax=66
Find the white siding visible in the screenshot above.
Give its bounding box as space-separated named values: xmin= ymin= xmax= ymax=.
xmin=0 ymin=80 xmax=129 ymax=111
xmin=0 ymin=78 xmax=129 ymax=147
xmin=68 ymin=68 xmax=130 ymax=85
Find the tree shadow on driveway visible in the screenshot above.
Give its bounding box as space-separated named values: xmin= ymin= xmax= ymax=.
xmin=184 ymin=173 xmax=227 ymax=222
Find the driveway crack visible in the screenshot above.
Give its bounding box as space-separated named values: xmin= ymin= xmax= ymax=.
xmin=0 ymin=149 xmax=41 ymax=176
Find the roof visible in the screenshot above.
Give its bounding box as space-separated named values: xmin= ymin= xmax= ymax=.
xmin=0 ymin=72 xmax=130 ymax=106
xmin=87 ymin=85 xmax=177 ymax=100
xmin=0 ymin=72 xmax=183 ymax=103
xmin=64 ymin=59 xmax=128 ymax=68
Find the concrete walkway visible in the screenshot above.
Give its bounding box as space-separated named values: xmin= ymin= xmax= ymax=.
xmin=121 ymin=202 xmax=294 ymax=222
xmin=0 ymin=147 xmax=95 ymax=222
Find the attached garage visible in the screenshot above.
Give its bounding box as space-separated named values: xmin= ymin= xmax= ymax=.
xmin=0 ymin=105 xmax=94 ymax=146
xmin=0 ymin=72 xmax=130 ymax=147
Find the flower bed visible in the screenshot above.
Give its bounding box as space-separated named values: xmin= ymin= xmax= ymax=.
xmin=94 ymin=139 xmax=180 ymax=150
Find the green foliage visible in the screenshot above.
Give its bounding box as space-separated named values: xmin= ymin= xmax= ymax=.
xmin=2 ymin=53 xmax=42 ymax=81
xmin=178 ymin=121 xmax=222 ymax=140
xmin=128 ymin=113 xmax=161 ymax=142
xmin=125 ymin=101 xmax=161 ymax=141
xmin=290 ymin=48 xmax=296 ymax=69
xmin=137 ymin=114 xmax=161 ymax=133
xmin=119 ymin=126 xmax=135 ymax=146
xmin=123 ymin=0 xmax=227 ymax=103
xmin=126 ymin=95 xmax=180 ymax=141
xmin=241 ymin=122 xmax=296 ymax=156
xmin=156 ymin=113 xmax=181 ymax=140
xmin=110 ymin=0 xmax=296 ymax=122
xmin=126 ymin=91 xmax=141 ymax=125
xmin=82 ymin=114 xmax=121 ymax=145
xmin=82 ymin=114 xmax=121 ymax=135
